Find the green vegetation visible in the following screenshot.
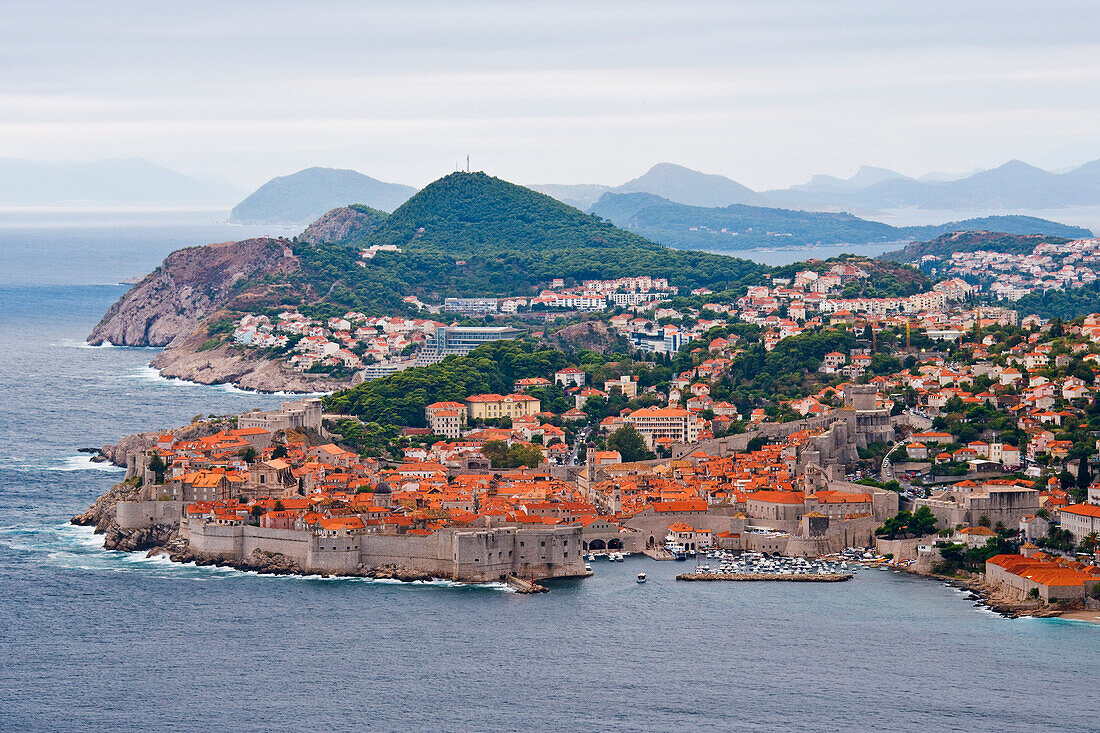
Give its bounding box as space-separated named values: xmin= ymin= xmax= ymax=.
xmin=710 ymin=328 xmax=857 ymax=401
xmin=606 ymin=424 xmax=654 ymax=463
xmin=934 ymin=534 xmax=1017 ymax=575
xmin=875 ymin=506 xmax=938 ymax=539
xmin=591 ymin=194 xmax=1090 ymax=252
xmin=481 ymin=440 xmax=544 ymax=469
xmin=323 ymin=340 xmax=569 ymax=428
xmin=591 ymin=192 xmax=901 ymax=250
xmin=1014 ymin=280 xmax=1100 ymax=320
xmin=771 ymin=256 xmax=930 ymax=298
xmin=278 ymin=173 xmax=767 ymax=316
xmin=880 ymin=231 xmax=1071 ymax=264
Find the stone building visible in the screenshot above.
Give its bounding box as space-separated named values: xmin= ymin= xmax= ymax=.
xmin=238 ymin=397 xmax=323 ymax=433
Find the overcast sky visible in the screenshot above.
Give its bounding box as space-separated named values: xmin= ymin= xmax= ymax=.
xmin=4 ymin=0 xmax=1100 ymax=190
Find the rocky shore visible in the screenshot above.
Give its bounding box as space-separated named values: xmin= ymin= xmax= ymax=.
xmin=900 ymin=566 xmax=1076 ymax=619
xmin=150 ymin=338 xmax=347 ymax=394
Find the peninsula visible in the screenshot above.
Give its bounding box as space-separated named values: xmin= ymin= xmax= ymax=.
xmin=88 ymin=172 xmax=1094 ymax=395
xmin=75 ymin=292 xmax=1100 ymax=613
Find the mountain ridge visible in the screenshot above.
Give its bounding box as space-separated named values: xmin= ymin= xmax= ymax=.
xmin=589 ymin=192 xmax=1092 ymax=251
xmin=229 ymin=167 xmax=417 ymax=224
xmin=0 ymin=156 xmax=243 ymax=206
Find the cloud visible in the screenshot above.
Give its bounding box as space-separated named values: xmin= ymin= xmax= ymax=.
xmin=2 ymin=0 xmax=1099 ymax=189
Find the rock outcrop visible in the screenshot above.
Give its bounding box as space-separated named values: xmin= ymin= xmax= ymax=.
xmin=89 ymin=237 xmax=297 ymax=347
xmin=543 ymin=320 xmax=620 ymax=353
xmin=104 ymin=522 xmax=177 ymax=552
xmin=150 ymin=339 xmax=346 ymax=394
xmin=299 ymin=205 xmax=387 ymax=244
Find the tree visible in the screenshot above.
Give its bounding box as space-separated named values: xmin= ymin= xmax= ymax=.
xmin=745 ymin=435 xmax=770 ymax=454
xmin=1077 ymin=457 xmax=1092 ymax=490
xmin=607 ymin=425 xmax=652 ymax=463
xmin=876 ymin=511 xmax=913 ymax=540
xmin=480 ymin=439 xmax=544 ymax=469
xmin=239 ymin=447 xmax=258 ymax=463
xmin=908 ymin=506 xmax=938 ymax=536
xmin=148 ymin=453 xmax=166 ymax=485
xmin=876 ymin=507 xmax=937 ymax=539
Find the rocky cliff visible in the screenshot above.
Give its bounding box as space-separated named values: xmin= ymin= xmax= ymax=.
xmin=299 ymin=205 xmax=387 ymax=245
xmin=89 ymin=237 xmax=297 ymax=347
xmin=150 ymin=338 xmax=347 ymax=393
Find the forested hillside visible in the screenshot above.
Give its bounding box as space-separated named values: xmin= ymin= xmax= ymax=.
xmin=879 ymin=231 xmax=1070 ymax=263
xmin=281 ymin=172 xmax=768 ymax=315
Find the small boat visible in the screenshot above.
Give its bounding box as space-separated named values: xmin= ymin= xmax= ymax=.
xmin=637 ymin=572 xmax=647 ymax=583
xmin=584 ymin=563 xmax=592 ymax=573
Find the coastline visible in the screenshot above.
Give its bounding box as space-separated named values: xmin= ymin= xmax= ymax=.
xmin=148 ymin=340 xmax=347 ymax=394
xmin=894 ymin=564 xmax=1081 ymax=621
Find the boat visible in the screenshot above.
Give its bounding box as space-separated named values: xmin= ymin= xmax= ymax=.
xmin=584 ymin=563 xmax=592 ymax=573
xmin=614 ymin=552 xmax=624 ymax=562
xmin=637 ymin=572 xmax=647 ymax=583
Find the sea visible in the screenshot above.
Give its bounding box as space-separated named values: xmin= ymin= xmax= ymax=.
xmin=0 ymin=212 xmax=1096 ymax=732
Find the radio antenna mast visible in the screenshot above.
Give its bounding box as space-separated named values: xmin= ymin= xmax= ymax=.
xmin=466 ymin=155 xmax=470 ymax=172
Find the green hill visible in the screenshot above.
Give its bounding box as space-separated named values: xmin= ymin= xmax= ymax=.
xmin=879 ymin=231 xmax=1071 ymax=263
xmin=591 ymin=192 xmax=899 ymax=249
xmin=284 ymin=172 xmax=768 ymax=314
xmin=591 ymin=192 xmax=1091 ymax=252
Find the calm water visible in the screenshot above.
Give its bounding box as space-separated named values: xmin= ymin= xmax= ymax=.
xmin=0 ymin=220 xmax=1097 ymax=731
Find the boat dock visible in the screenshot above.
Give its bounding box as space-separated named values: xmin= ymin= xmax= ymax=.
xmin=677 ymin=572 xmax=853 ymax=582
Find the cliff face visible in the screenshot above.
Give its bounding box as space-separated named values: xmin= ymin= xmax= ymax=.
xmin=89 ymin=237 xmax=297 ymax=347
xmin=299 ymin=205 xmax=387 ymax=245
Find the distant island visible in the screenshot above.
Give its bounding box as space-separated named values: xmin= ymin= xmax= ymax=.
xmin=590 ymin=193 xmax=1091 ymax=251
xmin=0 ymin=156 xmax=243 ymax=207
xmin=229 ymin=167 xmax=418 ymax=224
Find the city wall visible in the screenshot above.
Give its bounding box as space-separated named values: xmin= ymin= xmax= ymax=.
xmin=116 ymin=500 xmax=184 ymax=529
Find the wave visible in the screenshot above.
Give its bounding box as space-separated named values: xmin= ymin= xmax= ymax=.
xmin=59 ymin=338 xmax=159 ymax=350
xmin=0 ymin=455 xmax=124 ymax=473
xmin=127 ymin=365 xmax=197 ymax=387
xmin=211 ymin=382 xmax=326 ymax=398
xmin=56 ymin=455 xmax=125 ymax=472
xmin=127 ymin=365 xmax=323 ymax=397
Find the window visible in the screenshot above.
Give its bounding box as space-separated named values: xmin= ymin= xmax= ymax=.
xmin=540 ymin=541 xmax=545 ymax=547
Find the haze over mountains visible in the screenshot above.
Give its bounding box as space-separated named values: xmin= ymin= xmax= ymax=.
xmin=528 ymin=159 xmax=1100 ymax=213
xmin=528 ymin=162 xmax=766 ymax=210
xmin=765 ymin=159 xmax=1100 ymax=211
xmin=0 ymin=157 xmax=243 ymax=206
xmin=228 ymin=167 xmax=418 ymax=224
xmin=9 ymin=155 xmax=1100 ymax=233
xmin=590 ymin=192 xmax=1092 ymax=252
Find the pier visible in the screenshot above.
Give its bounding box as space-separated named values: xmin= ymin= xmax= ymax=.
xmin=677 ymin=572 xmax=853 ymax=582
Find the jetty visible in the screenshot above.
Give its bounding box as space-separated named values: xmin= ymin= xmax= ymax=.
xmin=677 ymin=572 xmax=853 ymax=582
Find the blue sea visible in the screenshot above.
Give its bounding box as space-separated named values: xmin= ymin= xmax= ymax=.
xmin=0 ymin=216 xmax=1097 ymax=732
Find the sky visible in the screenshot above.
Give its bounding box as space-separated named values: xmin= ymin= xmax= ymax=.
xmin=4 ymin=0 xmax=1100 ymax=191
